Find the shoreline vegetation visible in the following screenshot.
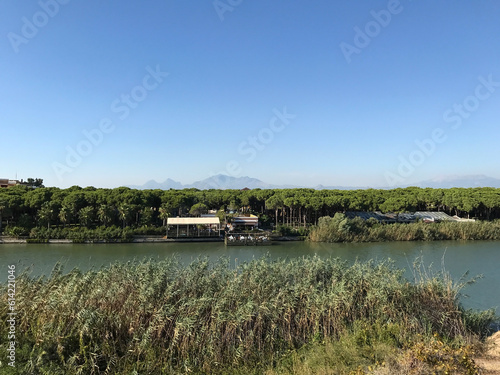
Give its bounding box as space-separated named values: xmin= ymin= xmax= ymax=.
xmin=2 ymin=216 xmax=500 ymax=244
xmin=308 ymin=213 xmax=500 ymax=243
xmin=0 ymin=256 xmax=497 ymax=374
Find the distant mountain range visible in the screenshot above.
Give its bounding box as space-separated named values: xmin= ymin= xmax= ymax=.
xmin=128 ymin=175 xmax=289 ymax=190
xmin=408 ymin=175 xmax=500 ymax=189
xmin=128 ymin=174 xmax=500 ymax=190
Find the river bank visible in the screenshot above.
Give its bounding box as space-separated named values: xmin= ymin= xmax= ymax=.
xmin=0 ymin=236 xmax=221 ymax=244
xmin=476 ymin=331 xmax=500 ymax=374
xmin=4 ymin=215 xmax=500 ymax=245
xmin=0 ymin=235 xmax=303 ymax=244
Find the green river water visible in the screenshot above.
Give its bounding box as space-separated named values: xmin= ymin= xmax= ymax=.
xmin=1 ymin=240 xmax=498 ymax=313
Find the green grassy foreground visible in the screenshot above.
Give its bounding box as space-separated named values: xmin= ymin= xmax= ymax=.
xmin=0 ymin=257 xmax=496 ymax=374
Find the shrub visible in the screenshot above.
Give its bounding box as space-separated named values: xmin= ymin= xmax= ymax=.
xmin=4 ymin=225 xmax=29 ymax=237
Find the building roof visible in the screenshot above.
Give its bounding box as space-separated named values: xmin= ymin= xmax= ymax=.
xmin=167 ymin=217 xmax=220 ymax=225
xmin=346 ymin=211 xmax=458 ymax=222
xmin=232 ymin=216 xmax=258 ymax=222
xmin=414 ymin=211 xmax=456 ymax=221
xmin=0 ymin=179 xmax=20 ymax=188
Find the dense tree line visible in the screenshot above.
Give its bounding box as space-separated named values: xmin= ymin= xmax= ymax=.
xmin=1 ymin=183 xmax=500 ymax=236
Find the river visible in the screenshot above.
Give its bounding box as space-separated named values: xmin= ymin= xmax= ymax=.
xmin=1 ymin=240 xmax=498 ymax=313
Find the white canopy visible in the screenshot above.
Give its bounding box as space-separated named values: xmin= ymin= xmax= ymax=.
xmin=167 ymin=217 xmax=220 ymax=225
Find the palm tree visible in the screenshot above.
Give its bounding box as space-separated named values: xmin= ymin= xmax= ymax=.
xmin=158 ymin=204 xmax=171 ymax=227
xmin=78 ymin=206 xmax=95 ymax=228
xmin=38 ymin=202 xmax=55 ymax=230
xmin=118 ymin=203 xmax=134 ymax=229
xmin=59 ymin=205 xmax=73 ymax=227
xmin=98 ymin=204 xmax=115 ymax=226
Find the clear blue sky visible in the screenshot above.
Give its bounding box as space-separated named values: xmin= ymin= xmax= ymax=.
xmin=1 ymin=0 xmax=500 ymax=188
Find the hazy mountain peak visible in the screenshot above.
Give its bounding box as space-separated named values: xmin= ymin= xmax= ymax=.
xmin=191 ymin=175 xmax=271 ymax=190
xmin=415 ymin=174 xmax=500 ymax=188
xmin=128 ymin=174 xmax=500 ymax=190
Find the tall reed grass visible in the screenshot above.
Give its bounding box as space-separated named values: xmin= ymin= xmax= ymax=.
xmin=308 ymin=214 xmax=500 ymax=243
xmin=0 ymin=256 xmax=496 ymax=374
